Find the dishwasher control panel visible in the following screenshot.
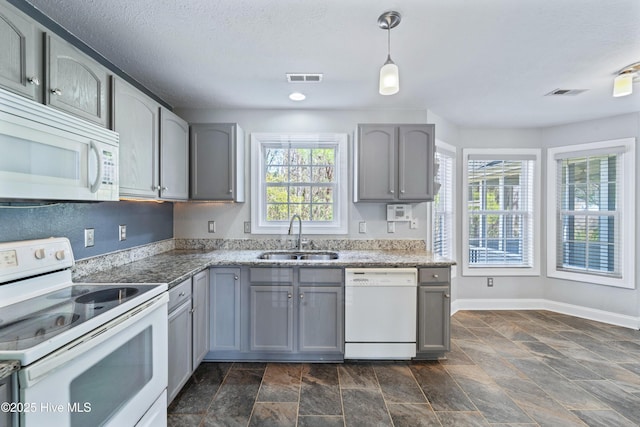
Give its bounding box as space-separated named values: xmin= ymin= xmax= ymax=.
xmin=345 ymin=268 xmax=417 ymax=287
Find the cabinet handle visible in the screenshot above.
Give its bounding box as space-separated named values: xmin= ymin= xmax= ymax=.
xmin=179 ymin=292 xmax=186 ymax=297
xmin=228 ymin=189 xmax=233 ymax=194
xmin=189 ymin=308 xmax=195 ymax=314
xmin=28 ymin=76 xmax=40 ymax=86
xmin=50 ymin=88 xmax=62 ymax=96
xmin=161 ymin=186 xmax=168 ymax=191
xmin=299 ymin=293 xmax=304 ymax=299
xmin=444 ymin=294 xmax=450 ymax=298
xmin=234 ymin=275 xmax=238 ymax=280
xmin=287 ymin=293 xmax=292 ymax=299
xmin=433 ymin=274 xmax=439 ymax=279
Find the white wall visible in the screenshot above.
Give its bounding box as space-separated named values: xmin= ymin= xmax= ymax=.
xmin=541 ymin=113 xmax=640 ymax=318
xmin=173 ymin=108 xmax=432 ymax=240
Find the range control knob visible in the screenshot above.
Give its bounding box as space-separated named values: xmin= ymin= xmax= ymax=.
xmin=55 ymin=250 xmax=66 ymax=260
xmin=34 ymin=248 xmax=46 ymax=260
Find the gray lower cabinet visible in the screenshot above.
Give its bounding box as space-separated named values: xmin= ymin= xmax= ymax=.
xmin=46 ymin=33 xmax=109 ymax=127
xmin=0 ymin=372 xmax=16 ymax=427
xmin=191 ymin=269 xmax=210 ymax=368
xmin=416 ymin=267 xmax=451 ymax=359
xmin=0 ymin=2 xmax=41 ymax=101
xmin=167 ymin=270 xmax=210 ymax=405
xmin=207 ymin=266 xmax=344 ymax=362
xmin=190 ymin=123 xmax=245 ymax=202
xmin=167 ymin=279 xmax=192 ymax=404
xmin=209 ymin=267 xmax=241 ymax=352
xmin=355 ymin=123 xmax=435 ymax=202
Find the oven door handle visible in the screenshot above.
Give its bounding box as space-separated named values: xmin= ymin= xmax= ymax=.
xmin=23 ymin=293 xmax=168 ymax=386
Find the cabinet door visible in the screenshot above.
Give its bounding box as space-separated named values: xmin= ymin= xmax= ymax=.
xmin=398 ymin=125 xmax=435 ymax=201
xmin=113 ymin=78 xmax=160 ymax=198
xmin=249 ymin=285 xmax=294 ymax=352
xmin=46 ymin=34 xmax=108 ymax=127
xmin=159 ymin=107 xmax=189 ymax=200
xmin=192 ymin=269 xmax=209 ymax=368
xmin=417 ymin=285 xmax=451 ymax=353
xmin=0 ymin=3 xmax=40 ymax=100
xmin=190 ymin=123 xmax=237 ymax=201
xmin=356 ymin=124 xmax=397 ymax=201
xmin=298 ymin=286 xmax=343 ymax=353
xmin=167 ymin=300 xmax=192 ymax=404
xmin=209 ymin=268 xmax=241 ymax=352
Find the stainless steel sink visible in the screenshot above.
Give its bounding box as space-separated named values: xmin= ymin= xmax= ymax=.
xmin=258 ymin=251 xmax=339 ymax=261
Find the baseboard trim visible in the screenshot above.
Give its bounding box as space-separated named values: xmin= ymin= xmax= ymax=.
xmin=451 ymin=298 xmax=640 ymax=330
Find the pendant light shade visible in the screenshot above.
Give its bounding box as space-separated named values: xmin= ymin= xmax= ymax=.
xmin=612 ymin=62 xmax=640 ymax=97
xmin=613 ymin=73 xmax=633 ymax=97
xmin=378 ymin=11 xmax=401 ymax=96
xmin=379 ymin=57 xmax=399 ymax=95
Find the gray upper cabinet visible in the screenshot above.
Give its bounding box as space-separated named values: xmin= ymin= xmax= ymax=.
xmin=113 ymin=77 xmax=160 ymax=198
xmin=159 ymin=107 xmax=189 ymax=200
xmin=209 ymin=267 xmax=241 ymax=353
xmin=355 ymin=123 xmax=435 ymax=202
xmin=46 ymin=34 xmax=109 ymax=127
xmin=190 ymin=123 xmax=245 ymax=202
xmin=0 ymin=2 xmax=41 ymax=101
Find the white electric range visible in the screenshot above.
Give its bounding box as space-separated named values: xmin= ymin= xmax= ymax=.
xmin=0 ymin=237 xmax=169 ymax=427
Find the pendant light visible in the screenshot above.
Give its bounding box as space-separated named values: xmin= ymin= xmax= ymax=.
xmin=378 ymin=11 xmax=401 ymax=96
xmin=613 ymin=62 xmax=640 ymax=97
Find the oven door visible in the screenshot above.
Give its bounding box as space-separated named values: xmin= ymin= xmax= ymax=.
xmin=18 ymin=294 xmax=168 ymax=427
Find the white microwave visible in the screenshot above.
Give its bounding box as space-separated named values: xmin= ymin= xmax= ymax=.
xmin=0 ymin=88 xmax=119 ymax=201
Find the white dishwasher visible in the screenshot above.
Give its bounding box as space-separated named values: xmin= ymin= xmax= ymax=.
xmin=344 ymin=268 xmax=417 ymax=359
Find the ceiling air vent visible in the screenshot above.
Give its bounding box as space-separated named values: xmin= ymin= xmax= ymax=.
xmin=286 ymin=73 xmax=323 ymax=83
xmin=545 ymin=88 xmax=588 ymax=96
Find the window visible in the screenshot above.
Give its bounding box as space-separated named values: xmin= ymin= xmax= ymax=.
xmin=432 ymin=141 xmax=456 ymax=262
xmin=250 ymin=133 xmax=348 ymax=234
xmin=462 ymin=149 xmax=540 ymax=276
xmin=547 ymin=139 xmax=635 ymax=288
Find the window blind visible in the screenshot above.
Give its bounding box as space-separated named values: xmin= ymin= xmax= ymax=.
xmin=433 ymin=149 xmax=454 ymax=259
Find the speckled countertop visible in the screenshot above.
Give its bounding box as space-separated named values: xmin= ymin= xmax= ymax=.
xmin=76 ymin=249 xmax=455 ymax=289
xmin=0 ymin=360 xmax=19 ymax=379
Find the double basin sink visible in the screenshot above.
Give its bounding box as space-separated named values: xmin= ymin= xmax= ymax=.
xmin=258 ymin=251 xmax=339 ymax=261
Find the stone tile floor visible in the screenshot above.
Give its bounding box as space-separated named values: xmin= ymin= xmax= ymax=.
xmin=168 ymin=310 xmax=640 ymax=426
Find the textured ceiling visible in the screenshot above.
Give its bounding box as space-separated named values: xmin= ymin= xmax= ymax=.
xmin=24 ymin=0 xmax=640 ymax=127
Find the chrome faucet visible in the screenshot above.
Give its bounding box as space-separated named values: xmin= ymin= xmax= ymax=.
xmin=288 ymin=214 xmax=302 ymax=250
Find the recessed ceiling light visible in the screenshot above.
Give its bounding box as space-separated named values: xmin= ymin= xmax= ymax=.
xmin=289 ymin=92 xmax=306 ymax=101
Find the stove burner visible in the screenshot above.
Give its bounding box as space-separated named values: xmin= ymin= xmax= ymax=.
xmin=75 ymin=287 xmax=139 ymax=304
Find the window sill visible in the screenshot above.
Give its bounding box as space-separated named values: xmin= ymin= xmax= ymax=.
xmin=547 ymin=269 xmax=634 ymax=289
xmin=462 ymin=266 xmax=540 ymax=277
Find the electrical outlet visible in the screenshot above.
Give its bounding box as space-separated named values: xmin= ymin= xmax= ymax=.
xmin=487 ymin=277 xmax=494 ymax=287
xmin=410 ymin=218 xmax=418 ymax=229
xmin=359 ymin=221 xmax=367 ymax=233
xmin=208 ymin=220 xmax=216 ymax=233
xmin=119 ymin=225 xmax=127 ymax=241
xmin=387 ymin=221 xmax=395 ymax=233
xmin=84 ymin=228 xmax=94 ymax=247
xmin=244 ymin=221 xmax=251 ymax=233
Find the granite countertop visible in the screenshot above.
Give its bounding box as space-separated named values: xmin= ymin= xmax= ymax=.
xmin=76 ymin=249 xmax=455 ymax=289
xmin=0 ymin=360 xmax=19 ymax=380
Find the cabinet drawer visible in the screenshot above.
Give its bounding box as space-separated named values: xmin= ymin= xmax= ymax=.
xmin=249 ymin=267 xmax=294 ymax=284
xmin=299 ymin=268 xmax=343 ymax=285
xmin=418 ymin=268 xmax=450 ymax=284
xmin=168 ymin=278 xmax=192 ymax=312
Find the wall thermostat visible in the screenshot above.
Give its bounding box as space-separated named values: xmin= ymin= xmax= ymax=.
xmin=386 ymin=204 xmax=412 ymax=222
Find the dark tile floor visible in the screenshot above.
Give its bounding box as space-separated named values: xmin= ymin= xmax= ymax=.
xmin=168 ymin=310 xmax=640 ymax=426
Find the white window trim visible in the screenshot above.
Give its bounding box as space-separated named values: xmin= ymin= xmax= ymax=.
xmin=462 ymin=148 xmax=541 ymax=277
xmin=546 ymin=138 xmax=636 ymax=289
xmin=250 ymin=132 xmax=349 ymax=235
xmin=429 ymin=139 xmax=457 ymax=278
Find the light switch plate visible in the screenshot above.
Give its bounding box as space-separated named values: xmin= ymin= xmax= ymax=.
xmin=410 ymin=218 xmax=418 ymax=229
xmin=119 ymin=225 xmax=126 ymax=241
xmin=244 ymin=221 xmax=251 ymax=233
xmin=387 ymin=221 xmax=395 ymax=233
xmin=208 ymin=221 xmax=216 ymax=233
xmin=84 ymin=228 xmax=94 ymax=247
xmin=358 ymin=222 xmax=367 ymax=233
